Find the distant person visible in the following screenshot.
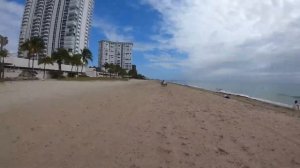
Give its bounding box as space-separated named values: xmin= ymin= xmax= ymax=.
xmin=294 ymin=100 xmax=299 ymax=110
xmin=161 ymin=80 xmax=167 ymax=87
xmin=223 ymin=94 xmax=230 ymax=99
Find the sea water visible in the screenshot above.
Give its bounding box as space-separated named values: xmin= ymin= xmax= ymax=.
xmin=171 ymin=80 xmax=300 ymax=107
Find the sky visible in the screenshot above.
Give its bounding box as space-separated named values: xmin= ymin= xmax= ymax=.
xmin=1 ymin=0 xmax=300 ymax=82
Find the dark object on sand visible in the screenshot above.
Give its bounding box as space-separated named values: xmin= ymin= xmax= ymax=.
xmin=294 ymin=100 xmax=299 ymax=110
xmin=224 ymin=94 xmax=230 ymax=99
xmin=161 ymin=80 xmax=167 ymax=87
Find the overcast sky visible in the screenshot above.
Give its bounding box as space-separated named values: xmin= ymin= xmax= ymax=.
xmin=1 ymin=0 xmax=300 ymax=82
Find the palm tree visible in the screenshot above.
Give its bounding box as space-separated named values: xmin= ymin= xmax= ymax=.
xmin=81 ymin=48 xmax=92 ymax=73
xmin=69 ymin=54 xmax=82 ymax=74
xmin=0 ymin=49 xmax=8 ymax=79
xmin=20 ymin=37 xmax=45 ymax=71
xmin=51 ymin=48 xmax=70 ymax=72
xmin=38 ymin=56 xmax=53 ymax=79
xmin=73 ymin=54 xmax=82 ymax=76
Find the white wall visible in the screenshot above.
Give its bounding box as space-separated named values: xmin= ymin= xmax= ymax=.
xmin=85 ymin=68 xmax=97 ymax=77
xmin=4 ymin=57 xmax=86 ymax=72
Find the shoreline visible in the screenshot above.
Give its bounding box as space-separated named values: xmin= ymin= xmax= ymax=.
xmin=170 ymin=81 xmax=292 ymax=108
xmin=170 ymin=82 xmax=298 ymax=116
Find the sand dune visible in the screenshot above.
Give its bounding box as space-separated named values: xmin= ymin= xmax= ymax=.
xmin=0 ymin=80 xmax=300 ymax=168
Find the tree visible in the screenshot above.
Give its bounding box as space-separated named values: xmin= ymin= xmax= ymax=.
xmin=119 ymin=68 xmax=127 ymax=77
xmin=68 ymin=54 xmax=80 ymax=72
xmin=0 ymin=49 xmax=8 ymax=79
xmin=70 ymin=54 xmax=82 ymax=76
xmin=20 ymin=37 xmax=45 ymax=71
xmin=128 ymin=65 xmax=138 ymax=78
xmin=103 ymin=62 xmax=109 ymax=72
xmin=38 ymin=56 xmax=53 ymax=79
xmin=115 ymin=65 xmax=122 ymax=76
xmin=0 ymin=35 xmax=8 ymax=79
xmin=136 ymin=74 xmax=146 ymax=80
xmin=81 ymin=48 xmax=92 ymax=73
xmin=108 ymin=63 xmax=116 ymax=77
xmin=51 ymin=48 xmax=70 ymax=72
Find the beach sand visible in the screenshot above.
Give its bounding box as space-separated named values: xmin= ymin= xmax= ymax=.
xmin=0 ymin=80 xmax=300 ymax=168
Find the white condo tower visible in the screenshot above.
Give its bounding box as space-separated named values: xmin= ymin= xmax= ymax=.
xmin=99 ymin=40 xmax=133 ymax=70
xmin=18 ymin=0 xmax=94 ymax=58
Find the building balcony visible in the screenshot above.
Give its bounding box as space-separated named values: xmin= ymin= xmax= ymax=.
xmin=67 ymin=20 xmax=77 ymax=25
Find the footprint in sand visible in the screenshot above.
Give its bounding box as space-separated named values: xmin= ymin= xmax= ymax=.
xmin=157 ymin=147 xmax=172 ymax=154
xmin=129 ymin=164 xmax=140 ymax=168
xmin=216 ymin=147 xmax=229 ymax=155
xmin=179 ymin=136 xmax=189 ymax=140
xmin=183 ymin=152 xmax=190 ymax=157
xmin=156 ymin=131 xmax=167 ymax=139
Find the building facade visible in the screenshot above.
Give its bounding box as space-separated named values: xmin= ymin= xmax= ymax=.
xmin=18 ymin=0 xmax=94 ymax=58
xmin=99 ymin=40 xmax=133 ymax=70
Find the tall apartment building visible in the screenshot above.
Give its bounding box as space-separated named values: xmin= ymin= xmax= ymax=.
xmin=99 ymin=40 xmax=133 ymax=70
xmin=18 ymin=0 xmax=94 ymax=58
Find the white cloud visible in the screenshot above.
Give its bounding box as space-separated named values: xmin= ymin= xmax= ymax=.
xmin=144 ymin=53 xmax=185 ymax=69
xmin=0 ymin=0 xmax=23 ymax=53
xmin=123 ymin=26 xmax=134 ymax=32
xmin=92 ymin=17 xmax=170 ymax=52
xmin=92 ymin=17 xmax=134 ymax=42
xmin=142 ymin=0 xmax=300 ymax=81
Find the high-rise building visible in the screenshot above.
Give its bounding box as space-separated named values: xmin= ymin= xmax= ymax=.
xmin=99 ymin=40 xmax=133 ymax=70
xmin=18 ymin=0 xmax=94 ymax=58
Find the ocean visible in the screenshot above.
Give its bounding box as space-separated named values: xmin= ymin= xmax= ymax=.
xmin=171 ymin=80 xmax=300 ymax=108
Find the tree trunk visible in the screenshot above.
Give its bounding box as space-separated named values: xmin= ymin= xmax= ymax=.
xmin=31 ymin=55 xmax=35 ymax=77
xmin=0 ymin=61 xmax=2 ymax=79
xmin=76 ymin=66 xmax=78 ymax=78
xmin=0 ymin=45 xmax=2 ymax=79
xmin=58 ymin=63 xmax=61 ymax=72
xmin=43 ymin=64 xmax=46 ymax=79
xmin=2 ymin=57 xmax=4 ymax=79
xmin=71 ymin=65 xmax=73 ymax=72
xmin=32 ymin=58 xmax=34 ymax=69
xmin=81 ymin=64 xmax=83 ymax=73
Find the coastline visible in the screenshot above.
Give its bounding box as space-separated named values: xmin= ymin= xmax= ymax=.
xmin=170 ymin=81 xmax=298 ymax=116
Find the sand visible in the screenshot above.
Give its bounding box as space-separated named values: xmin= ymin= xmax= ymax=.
xmin=0 ymin=80 xmax=300 ymax=168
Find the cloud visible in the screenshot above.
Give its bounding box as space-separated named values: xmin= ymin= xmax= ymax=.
xmin=144 ymin=53 xmax=185 ymax=69
xmin=123 ymin=26 xmax=133 ymax=32
xmin=0 ymin=0 xmax=23 ymax=53
xmin=92 ymin=17 xmax=134 ymax=42
xmin=142 ymin=0 xmax=300 ymax=81
xmin=92 ymin=17 xmax=169 ymax=52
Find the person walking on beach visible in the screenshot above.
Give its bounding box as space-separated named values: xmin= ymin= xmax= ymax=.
xmin=293 ymin=100 xmax=299 ymax=110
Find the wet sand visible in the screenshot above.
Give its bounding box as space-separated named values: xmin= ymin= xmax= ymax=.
xmin=0 ymin=80 xmax=300 ymax=168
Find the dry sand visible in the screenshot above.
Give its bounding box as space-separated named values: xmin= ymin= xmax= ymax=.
xmin=0 ymin=80 xmax=300 ymax=168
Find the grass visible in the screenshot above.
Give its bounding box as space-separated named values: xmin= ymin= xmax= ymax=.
xmin=59 ymin=77 xmax=129 ymax=81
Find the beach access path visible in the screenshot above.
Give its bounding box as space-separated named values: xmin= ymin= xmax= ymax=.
xmin=0 ymin=80 xmax=300 ymax=168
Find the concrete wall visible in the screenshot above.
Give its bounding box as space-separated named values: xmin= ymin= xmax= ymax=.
xmin=3 ymin=68 xmax=53 ymax=79
xmin=4 ymin=57 xmax=86 ymax=72
xmin=3 ymin=57 xmax=86 ymax=79
xmin=85 ymin=68 xmax=97 ymax=77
